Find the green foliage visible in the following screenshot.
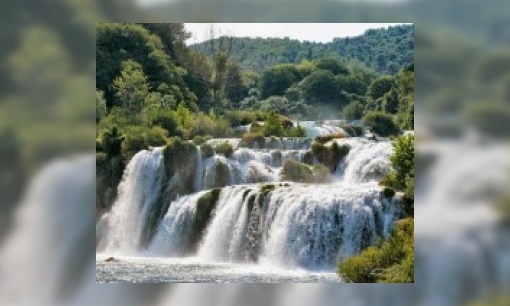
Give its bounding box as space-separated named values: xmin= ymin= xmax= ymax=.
xmin=239 ymin=132 xmax=265 ymax=149
xmin=300 ymin=70 xmax=346 ymax=107
xmin=368 ymin=76 xmax=395 ymax=100
xmin=382 ymin=187 xmax=396 ymax=198
xmin=263 ymin=111 xmax=283 ymax=137
xmin=260 ymin=184 xmax=276 ymax=195
xmin=145 ymin=109 xmax=180 ymax=137
xmin=214 ymin=142 xmax=234 ymax=158
xmin=200 ymin=143 xmax=215 ymax=159
xmin=96 ymin=90 xmax=107 ymax=123
xmin=338 ymin=218 xmax=414 ymax=283
xmin=258 ymin=64 xmax=301 ymax=99
xmin=99 ymin=126 xmax=124 ymax=158
xmin=314 ymin=132 xmax=348 ymax=144
xmin=121 ymin=126 xmax=168 ymax=161
xmin=192 ymin=25 xmax=414 ymax=75
xmin=311 ymin=141 xmax=350 ymax=171
xmin=281 ymin=160 xmax=314 ymax=183
xmin=192 ymin=135 xmax=206 ymax=146
xmin=314 ymin=58 xmax=350 ymax=75
xmin=389 ymin=134 xmax=414 ymax=190
xmin=112 ymin=60 xmax=150 ymax=116
xmin=380 ymin=135 xmax=414 ymax=216
xmin=342 ymin=101 xmax=364 ymax=120
xmin=96 ymin=23 xmax=196 ymax=110
xmin=363 ymin=111 xmax=400 ymax=137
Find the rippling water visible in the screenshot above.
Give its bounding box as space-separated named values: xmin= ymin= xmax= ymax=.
xmin=96 ymin=255 xmax=341 ymax=283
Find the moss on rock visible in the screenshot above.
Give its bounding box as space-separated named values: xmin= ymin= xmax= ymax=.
xmin=239 ymin=132 xmax=266 ymax=149
xmin=189 ymin=188 xmax=222 ymax=252
xmin=281 ymin=160 xmax=314 ymax=183
xmin=311 ymin=141 xmax=350 ymax=171
xmin=312 ymin=165 xmax=333 ymax=183
xmin=201 ymin=143 xmax=215 ymax=159
xmin=214 ymin=142 xmax=234 ymax=158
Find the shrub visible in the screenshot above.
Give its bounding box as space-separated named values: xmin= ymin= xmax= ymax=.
xmin=281 ymin=160 xmax=314 ymax=183
xmin=146 ymin=109 xmax=180 ymax=137
xmin=201 ymin=143 xmax=215 ymax=159
xmin=382 ymin=187 xmax=396 ymax=198
xmin=315 ymin=132 xmax=348 ymax=144
xmin=99 ymin=126 xmax=124 ymax=158
xmin=121 ymin=126 xmax=147 ymax=161
xmin=214 ymin=142 xmax=234 ymax=158
xmin=146 ymin=126 xmax=169 ymax=146
xmin=192 ymin=135 xmax=206 ymax=146
xmin=279 ymin=115 xmax=294 ymax=129
xmin=338 ymin=218 xmax=414 ymax=283
xmin=263 ymin=111 xmax=283 ymax=136
xmin=96 ymin=138 xmax=102 ymax=152
xmin=362 ymin=111 xmax=400 ymax=137
xmin=239 ymin=132 xmax=265 ymax=148
xmin=342 ymin=101 xmax=364 ymax=120
xmin=260 ymin=184 xmax=276 ymax=195
xmin=312 ymin=142 xmax=350 ymax=170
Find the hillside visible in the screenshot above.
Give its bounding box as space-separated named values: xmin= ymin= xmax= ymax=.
xmin=191 ymin=24 xmax=413 ymax=75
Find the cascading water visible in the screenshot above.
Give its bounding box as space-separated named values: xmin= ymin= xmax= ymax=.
xmin=97 ymin=134 xmax=400 ymax=273
xmin=198 ymin=183 xmax=398 ymax=270
xmin=101 ymin=147 xmax=165 ymax=254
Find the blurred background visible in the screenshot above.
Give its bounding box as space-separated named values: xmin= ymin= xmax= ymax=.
xmin=1 ymin=0 xmax=510 ymax=305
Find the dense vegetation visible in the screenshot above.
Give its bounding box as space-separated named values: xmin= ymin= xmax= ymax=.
xmin=193 ymin=25 xmax=414 ymax=75
xmin=338 ymin=134 xmax=414 ymax=282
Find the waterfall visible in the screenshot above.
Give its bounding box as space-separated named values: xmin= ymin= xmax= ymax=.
xmin=102 ymin=147 xmax=165 ymax=254
xmin=334 ymin=138 xmax=393 ymax=183
xmin=97 ymin=135 xmax=400 ymax=272
xmin=196 ymin=184 xmax=398 ymax=270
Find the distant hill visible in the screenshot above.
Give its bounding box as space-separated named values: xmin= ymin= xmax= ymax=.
xmin=191 ymin=24 xmax=414 ymax=75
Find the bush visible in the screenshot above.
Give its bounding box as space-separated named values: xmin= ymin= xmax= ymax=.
xmin=201 ymin=143 xmax=215 ymax=159
xmin=362 ymin=111 xmax=400 ymax=137
xmin=382 ymin=187 xmax=396 ymax=198
xmin=342 ymin=101 xmax=364 ymax=120
xmin=280 ymin=160 xmax=314 ymax=183
xmin=315 ymin=132 xmax=348 ymax=144
xmin=192 ymin=135 xmax=206 ymax=146
xmin=146 ymin=109 xmax=180 ymax=137
xmin=311 ymin=142 xmax=350 ymax=170
xmin=239 ymin=132 xmax=266 ymax=149
xmin=214 ymin=142 xmax=234 ymax=158
xmin=338 ymin=218 xmax=414 ymax=283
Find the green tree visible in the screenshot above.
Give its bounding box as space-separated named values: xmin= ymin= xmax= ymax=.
xmin=382 ymin=87 xmax=400 ymax=114
xmin=263 ymin=111 xmax=283 ymax=136
xmin=342 ymin=101 xmax=364 ymax=120
xmin=112 ymin=60 xmax=150 ymax=116
xmin=258 ymin=64 xmax=301 ymax=99
xmin=314 ymin=57 xmax=350 ymax=75
xmin=96 ymin=90 xmax=107 ymax=123
xmin=225 ymin=61 xmax=246 ymax=108
xmin=300 ymin=70 xmax=345 ymax=106
xmin=363 ymin=111 xmax=400 ymax=137
xmin=389 ymin=134 xmax=414 ymax=190
xmin=368 ymin=76 xmax=395 ymax=100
